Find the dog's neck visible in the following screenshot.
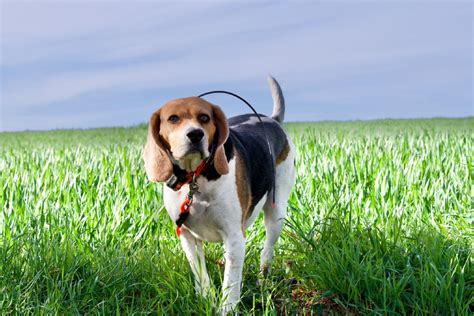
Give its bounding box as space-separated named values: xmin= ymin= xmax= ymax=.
xmin=171 ymin=134 xmax=235 ymax=184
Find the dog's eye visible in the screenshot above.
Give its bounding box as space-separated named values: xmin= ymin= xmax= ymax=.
xmin=168 ymin=115 xmax=180 ymax=124
xmin=198 ymin=114 xmax=210 ymax=123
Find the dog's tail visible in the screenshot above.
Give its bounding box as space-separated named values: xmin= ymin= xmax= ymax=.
xmin=268 ymin=75 xmax=285 ymax=123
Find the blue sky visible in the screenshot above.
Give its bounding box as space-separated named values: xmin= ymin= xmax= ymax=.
xmin=0 ymin=1 xmax=472 ymax=132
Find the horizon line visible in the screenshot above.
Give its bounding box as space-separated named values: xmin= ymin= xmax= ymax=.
xmin=1 ymin=115 xmax=472 ymax=135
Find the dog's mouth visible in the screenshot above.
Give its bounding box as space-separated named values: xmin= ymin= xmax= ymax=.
xmin=182 ymin=144 xmax=206 ymax=158
xmin=187 ymin=144 xmax=205 ymax=155
xmin=173 ymin=145 xmax=208 ymax=172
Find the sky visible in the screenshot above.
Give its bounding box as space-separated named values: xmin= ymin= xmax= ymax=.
xmin=0 ymin=1 xmax=472 ymax=132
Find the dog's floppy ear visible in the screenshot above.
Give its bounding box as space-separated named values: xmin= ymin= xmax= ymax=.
xmin=212 ymin=104 xmax=230 ymax=175
xmin=143 ymin=110 xmax=173 ymax=182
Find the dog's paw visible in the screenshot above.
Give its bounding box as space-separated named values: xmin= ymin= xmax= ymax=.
xmin=195 ymin=275 xmax=214 ymax=297
xmin=260 ymin=263 xmax=271 ymax=276
xmin=220 ymin=303 xmax=237 ymax=316
xmin=196 ymin=283 xmax=213 ymax=298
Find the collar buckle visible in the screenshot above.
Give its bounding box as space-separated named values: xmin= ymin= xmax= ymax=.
xmin=166 ymin=174 xmax=181 ymax=190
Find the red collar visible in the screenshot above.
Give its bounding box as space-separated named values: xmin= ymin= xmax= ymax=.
xmin=166 ymin=144 xmax=216 ymax=191
xmin=168 ymin=158 xmax=207 ymax=191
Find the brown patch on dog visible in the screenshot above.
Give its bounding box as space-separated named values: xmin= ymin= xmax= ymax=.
xmin=235 ymin=151 xmax=252 ymax=234
xmin=276 ymin=138 xmax=290 ymax=166
xmin=210 ymin=104 xmax=229 ymax=175
xmin=143 ymin=109 xmax=174 ymax=182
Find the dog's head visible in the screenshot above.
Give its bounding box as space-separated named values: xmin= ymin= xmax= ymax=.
xmin=143 ymin=97 xmax=229 ymax=182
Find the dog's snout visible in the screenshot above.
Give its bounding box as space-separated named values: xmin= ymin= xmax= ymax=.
xmin=187 ymin=129 xmax=204 ymax=144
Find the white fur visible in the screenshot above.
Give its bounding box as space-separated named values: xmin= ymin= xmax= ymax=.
xmin=260 ymin=138 xmax=295 ymax=271
xmin=163 ymin=136 xmax=295 ymax=314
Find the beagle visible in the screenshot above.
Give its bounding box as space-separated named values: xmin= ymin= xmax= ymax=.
xmin=143 ymin=76 xmax=295 ymax=314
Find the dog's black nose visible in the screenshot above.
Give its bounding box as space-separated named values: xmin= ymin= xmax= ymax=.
xmin=187 ymin=129 xmax=204 ymax=144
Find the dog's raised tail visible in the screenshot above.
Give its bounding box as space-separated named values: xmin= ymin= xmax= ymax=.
xmin=268 ymin=75 xmax=285 ymax=123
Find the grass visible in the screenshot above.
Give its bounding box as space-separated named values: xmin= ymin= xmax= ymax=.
xmin=0 ymin=118 xmax=472 ymax=314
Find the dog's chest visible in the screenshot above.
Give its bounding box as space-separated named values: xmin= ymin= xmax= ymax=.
xmin=163 ymin=161 xmax=241 ymax=242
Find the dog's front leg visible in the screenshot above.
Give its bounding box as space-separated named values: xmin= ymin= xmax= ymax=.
xmin=179 ymin=228 xmax=212 ymax=297
xmin=221 ymin=233 xmax=246 ymax=315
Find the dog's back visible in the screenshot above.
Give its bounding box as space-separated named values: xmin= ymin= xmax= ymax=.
xmin=224 ymin=76 xmax=294 ymax=229
xmin=227 ymin=114 xmax=289 ymax=212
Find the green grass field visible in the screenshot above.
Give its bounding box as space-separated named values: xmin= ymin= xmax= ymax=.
xmin=1 ymin=118 xmax=473 ymax=315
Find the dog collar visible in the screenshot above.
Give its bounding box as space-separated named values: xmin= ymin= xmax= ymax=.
xmin=165 ymin=143 xmax=216 ymax=191
xmin=165 ymin=161 xmax=205 ymax=191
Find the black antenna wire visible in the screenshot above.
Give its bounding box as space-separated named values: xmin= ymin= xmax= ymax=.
xmin=198 ymin=90 xmax=276 ymax=207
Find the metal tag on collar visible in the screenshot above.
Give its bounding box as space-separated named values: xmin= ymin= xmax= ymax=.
xmin=188 ymin=174 xmax=200 ymax=196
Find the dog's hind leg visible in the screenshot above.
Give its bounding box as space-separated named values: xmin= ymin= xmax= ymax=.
xmin=260 ymin=142 xmax=296 ymax=274
xmin=179 ymin=228 xmax=212 ymax=297
xmin=260 ymin=197 xmax=286 ymax=274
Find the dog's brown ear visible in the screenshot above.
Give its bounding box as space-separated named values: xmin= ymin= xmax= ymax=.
xmin=212 ymin=104 xmax=230 ymax=175
xmin=143 ymin=110 xmax=173 ymax=182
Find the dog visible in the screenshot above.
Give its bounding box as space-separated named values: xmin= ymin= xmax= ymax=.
xmin=143 ymin=76 xmax=295 ymax=314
